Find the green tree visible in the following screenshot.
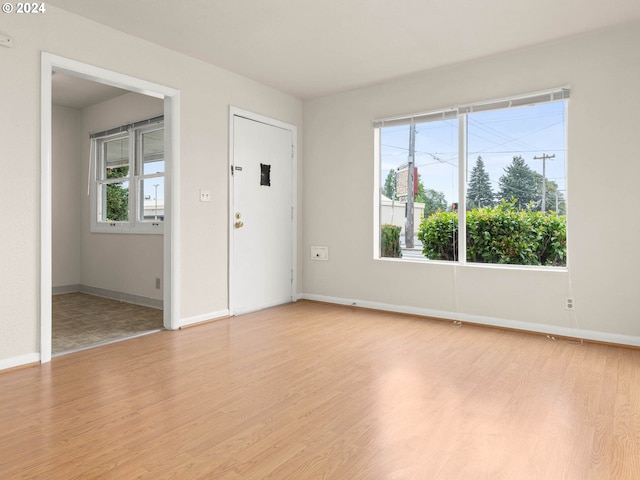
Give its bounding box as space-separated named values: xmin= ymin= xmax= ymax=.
xmin=382 ymin=169 xmax=397 ymax=200
xmin=422 ymin=188 xmax=447 ymax=218
xmin=466 ymin=156 xmax=494 ymax=208
xmin=380 ymin=224 xmax=402 ymax=258
xmin=498 ymin=156 xmax=538 ymax=209
xmin=414 ymin=174 xmax=427 ymax=204
xmin=106 ymin=166 xmax=129 ymax=221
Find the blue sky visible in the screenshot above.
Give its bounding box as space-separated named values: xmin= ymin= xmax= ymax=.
xmin=380 ymin=101 xmax=567 ymax=206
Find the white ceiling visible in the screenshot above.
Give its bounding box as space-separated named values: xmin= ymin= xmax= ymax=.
xmin=52 ymin=72 xmax=129 ymax=109
xmin=47 ymin=0 xmax=640 ymax=99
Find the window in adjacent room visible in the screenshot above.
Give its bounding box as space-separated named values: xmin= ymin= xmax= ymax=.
xmin=375 ymin=88 xmax=568 ymax=267
xmin=91 ymin=116 xmax=164 ymax=234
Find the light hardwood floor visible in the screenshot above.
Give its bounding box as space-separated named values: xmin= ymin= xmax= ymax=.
xmin=1 ymin=301 xmax=639 ymax=479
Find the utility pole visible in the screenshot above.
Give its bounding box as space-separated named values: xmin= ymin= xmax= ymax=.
xmin=406 ymin=124 xmax=416 ymax=248
xmin=390 ymin=170 xmax=396 ymax=224
xmin=153 ymin=183 xmax=160 ymax=220
xmin=533 ymin=153 xmax=555 ymax=212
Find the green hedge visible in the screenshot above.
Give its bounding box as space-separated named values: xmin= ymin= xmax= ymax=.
xmin=381 ymin=224 xmax=402 ymax=258
xmin=417 ymin=202 xmax=566 ymax=266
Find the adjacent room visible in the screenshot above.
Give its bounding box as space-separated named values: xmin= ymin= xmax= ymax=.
xmin=51 ymin=73 xmax=165 ymax=354
xmin=1 ymin=1 xmax=639 ymax=478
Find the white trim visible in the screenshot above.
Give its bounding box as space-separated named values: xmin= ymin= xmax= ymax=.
xmin=47 ymin=54 xmax=176 ymax=98
xmin=179 ymin=309 xmax=230 ymax=328
xmin=300 ymin=293 xmax=640 ymax=348
xmin=40 ymin=55 xmax=53 ymax=363
xmin=41 ymin=53 xmax=181 ymax=364
xmin=373 ymin=128 xmax=381 ymax=258
xmin=78 ymin=285 xmax=163 ymax=310
xmin=0 ymin=353 xmax=41 ymax=372
xmin=165 ymin=94 xmax=181 ymax=331
xmin=228 ymin=107 xmax=298 ymax=316
xmin=52 ymin=284 xmax=81 ymax=295
xmin=228 ymin=110 xmax=235 ymax=315
xmin=52 ymin=285 xmax=162 ymax=308
xmin=457 ymin=115 xmax=467 ymax=263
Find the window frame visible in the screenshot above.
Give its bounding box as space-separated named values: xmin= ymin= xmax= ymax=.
xmin=90 ymin=117 xmax=165 ymax=234
xmin=374 ymin=87 xmax=569 ymax=269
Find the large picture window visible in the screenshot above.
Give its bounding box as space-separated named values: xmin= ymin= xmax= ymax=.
xmin=376 ymin=88 xmax=568 ymax=267
xmin=91 ymin=116 xmax=164 ymax=234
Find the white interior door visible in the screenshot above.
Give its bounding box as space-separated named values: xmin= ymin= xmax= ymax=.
xmin=231 ymin=112 xmax=294 ymax=315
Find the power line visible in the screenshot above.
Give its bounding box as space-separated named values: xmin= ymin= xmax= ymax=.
xmin=468 ymin=149 xmax=565 ymax=154
xmin=381 ymin=144 xmax=458 ymax=167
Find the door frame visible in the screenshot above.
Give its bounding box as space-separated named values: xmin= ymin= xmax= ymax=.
xmin=40 ymin=53 xmax=181 ymax=363
xmin=228 ymin=107 xmax=297 ymax=316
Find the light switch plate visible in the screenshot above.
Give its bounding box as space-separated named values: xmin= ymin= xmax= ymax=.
xmin=0 ymin=33 xmax=13 ymax=48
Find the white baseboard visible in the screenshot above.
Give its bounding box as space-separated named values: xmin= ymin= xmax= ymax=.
xmin=79 ymin=285 xmax=163 ymax=310
xmin=52 ymin=284 xmax=81 ymax=295
xmin=52 ymin=284 xmax=163 ymax=310
xmin=0 ymin=353 xmax=40 ymax=371
xmin=300 ymin=293 xmax=640 ymax=348
xmin=180 ymin=309 xmax=230 ymax=328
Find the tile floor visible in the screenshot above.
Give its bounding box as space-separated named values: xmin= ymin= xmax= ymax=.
xmin=52 ymin=292 xmax=164 ymax=354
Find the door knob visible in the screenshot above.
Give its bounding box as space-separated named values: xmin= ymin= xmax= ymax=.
xmin=235 ymin=221 xmax=244 ymax=228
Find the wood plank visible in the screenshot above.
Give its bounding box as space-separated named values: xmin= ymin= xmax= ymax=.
xmin=1 ymin=300 xmax=639 ymax=478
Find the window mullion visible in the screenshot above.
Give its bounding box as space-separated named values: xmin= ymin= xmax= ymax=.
xmin=458 ymin=115 xmax=467 ymax=264
xmin=128 ymin=127 xmax=136 ymax=228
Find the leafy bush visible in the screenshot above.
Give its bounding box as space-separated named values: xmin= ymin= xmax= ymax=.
xmin=418 ymin=201 xmax=566 ymax=266
xmin=381 ymin=224 xmax=402 ymax=258
xmin=416 ymin=211 xmax=458 ymax=261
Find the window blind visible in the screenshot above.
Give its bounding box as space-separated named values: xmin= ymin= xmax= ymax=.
xmin=90 ymin=114 xmax=164 ymax=139
xmin=373 ymin=86 xmax=570 ymax=128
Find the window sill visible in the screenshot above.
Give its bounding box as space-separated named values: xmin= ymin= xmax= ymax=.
xmin=91 ymin=223 xmax=164 ymax=235
xmin=375 ymin=255 xmax=568 ymax=273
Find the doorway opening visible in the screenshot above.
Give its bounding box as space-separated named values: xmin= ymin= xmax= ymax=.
xmin=41 ymin=53 xmax=180 ymax=362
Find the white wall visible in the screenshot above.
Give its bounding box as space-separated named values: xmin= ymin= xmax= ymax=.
xmin=302 ymin=22 xmax=640 ymax=344
xmin=52 ymin=105 xmax=81 ymax=288
xmin=0 ymin=6 xmax=303 ymax=368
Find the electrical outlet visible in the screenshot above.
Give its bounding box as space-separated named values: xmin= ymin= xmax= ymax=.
xmin=565 ymin=297 xmax=575 ymax=311
xmin=155 ymin=277 xmax=161 ymax=289
xmin=310 ymin=246 xmax=329 ymax=261
xmin=199 ymin=189 xmax=211 ymax=202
